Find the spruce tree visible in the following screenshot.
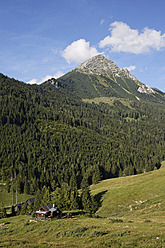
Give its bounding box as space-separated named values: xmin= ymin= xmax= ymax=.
xmin=70 ymin=170 xmax=77 ymax=189
xmin=70 ymin=188 xmax=80 ymax=210
xmin=41 ymin=186 xmax=51 ymax=206
xmin=21 ymin=203 xmax=27 ymax=215
xmin=24 ymin=177 xmax=30 ymax=194
xmin=61 ymin=183 xmax=71 ymax=210
xmin=81 ymin=186 xmax=98 ymax=213
xmin=92 ymin=164 xmax=101 ymax=184
xmin=51 ymin=187 xmax=64 ymax=210
xmin=34 ymin=189 xmax=42 ymax=210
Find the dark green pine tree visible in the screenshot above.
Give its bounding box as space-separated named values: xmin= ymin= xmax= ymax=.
xmin=92 ymin=163 xmax=101 ymax=185
xmin=24 ymin=177 xmax=30 ymax=194
xmin=51 ymin=187 xmax=64 ymax=210
xmin=21 ymin=203 xmax=27 ymax=215
xmin=16 ymin=176 xmax=23 ymax=194
xmin=41 ymin=186 xmax=51 ymax=206
xmin=27 ymin=202 xmax=34 ymax=214
xmin=34 ymin=189 xmax=42 ymax=210
xmin=80 ymin=175 xmax=89 ymax=189
xmin=11 ymin=205 xmax=16 ymax=216
xmin=70 ymin=170 xmax=78 ymax=189
xmin=81 ymin=186 xmax=98 ymax=214
xmin=61 ymin=183 xmax=71 ymax=210
xmin=70 ymin=188 xmax=80 ymax=210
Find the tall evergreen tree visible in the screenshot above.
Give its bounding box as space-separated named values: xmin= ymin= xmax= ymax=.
xmin=24 ymin=177 xmax=30 ymax=194
xmin=92 ymin=164 xmax=101 ymax=184
xmin=70 ymin=188 xmax=80 ymax=210
xmin=34 ymin=189 xmax=42 ymax=210
xmin=81 ymin=186 xmax=98 ymax=213
xmin=21 ymin=203 xmax=27 ymax=215
xmin=41 ymin=186 xmax=51 ymax=206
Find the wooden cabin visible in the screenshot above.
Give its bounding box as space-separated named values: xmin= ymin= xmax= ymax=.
xmin=35 ymin=203 xmax=60 ymax=219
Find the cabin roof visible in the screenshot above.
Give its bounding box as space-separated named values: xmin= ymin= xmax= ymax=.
xmin=36 ymin=203 xmax=58 ymax=213
xmin=26 ymin=198 xmax=35 ymax=204
xmin=42 ymin=203 xmax=57 ymax=211
xmin=15 ymin=202 xmax=24 ymax=206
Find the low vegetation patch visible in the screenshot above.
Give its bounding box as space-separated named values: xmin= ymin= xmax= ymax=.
xmin=109 ymin=218 xmax=124 ymax=223
xmin=55 ymin=227 xmax=88 ymax=238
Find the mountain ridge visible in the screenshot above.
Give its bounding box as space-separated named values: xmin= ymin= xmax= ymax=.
xmin=75 ymin=54 xmax=139 ymax=83
xmin=58 ymin=55 xmax=165 ymax=104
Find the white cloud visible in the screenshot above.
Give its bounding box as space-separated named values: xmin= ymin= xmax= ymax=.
xmin=100 ymin=19 xmax=105 ymax=25
xmin=62 ymin=39 xmax=99 ymax=63
xmin=27 ymin=71 xmax=64 ymax=84
xmin=99 ymin=21 xmax=165 ymax=54
xmin=40 ymin=75 xmax=54 ymax=82
xmin=124 ymin=65 xmax=136 ymax=71
xmin=27 ymin=78 xmax=38 ymax=84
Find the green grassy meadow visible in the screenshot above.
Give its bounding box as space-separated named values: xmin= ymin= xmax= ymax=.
xmin=0 ymin=184 xmax=33 ymax=209
xmin=91 ymin=162 xmax=165 ymax=218
xmin=0 ymin=213 xmax=164 ymax=248
xmin=0 ymin=163 xmax=165 ymax=247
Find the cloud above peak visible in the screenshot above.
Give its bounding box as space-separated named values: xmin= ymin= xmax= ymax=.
xmin=99 ymin=21 xmax=165 ymax=54
xmin=62 ymin=39 xmax=99 ymax=64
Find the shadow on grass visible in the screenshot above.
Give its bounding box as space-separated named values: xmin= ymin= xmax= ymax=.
xmin=94 ymin=190 xmax=108 ymax=208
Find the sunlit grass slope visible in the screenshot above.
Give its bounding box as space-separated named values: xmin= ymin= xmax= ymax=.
xmin=91 ymin=162 xmax=165 ymax=218
xmin=0 ymin=164 xmax=165 ymax=247
xmin=0 ymin=184 xmax=33 ymax=208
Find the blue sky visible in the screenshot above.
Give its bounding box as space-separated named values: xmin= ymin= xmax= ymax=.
xmin=1 ymin=0 xmax=165 ymax=92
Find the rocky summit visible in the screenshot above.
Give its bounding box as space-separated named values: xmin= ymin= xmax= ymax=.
xmin=75 ymin=54 xmax=137 ymax=81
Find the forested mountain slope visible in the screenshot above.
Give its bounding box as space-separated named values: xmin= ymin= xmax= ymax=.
xmin=0 ymin=56 xmax=165 ymax=196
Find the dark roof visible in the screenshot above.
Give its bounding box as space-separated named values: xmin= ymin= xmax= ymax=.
xmin=42 ymin=205 xmax=50 ymax=211
xmin=26 ymin=198 xmax=35 ymax=205
xmin=41 ymin=203 xmax=57 ymax=212
xmin=15 ymin=202 xmax=24 ymax=207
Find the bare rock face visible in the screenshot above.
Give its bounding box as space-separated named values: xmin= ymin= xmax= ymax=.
xmin=75 ymin=54 xmax=156 ymax=95
xmin=75 ymin=54 xmax=137 ymax=81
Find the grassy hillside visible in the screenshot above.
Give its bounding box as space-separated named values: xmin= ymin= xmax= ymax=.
xmin=0 ymin=165 xmax=165 ymax=247
xmin=59 ymin=68 xmax=165 ymax=104
xmin=0 ymin=213 xmax=164 ymax=248
xmin=0 ymin=183 xmax=33 ymax=208
xmin=91 ymin=162 xmax=165 ymax=218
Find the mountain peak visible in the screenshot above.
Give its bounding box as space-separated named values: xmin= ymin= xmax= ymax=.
xmin=75 ymin=54 xmax=138 ymax=82
xmin=59 ymin=55 xmax=164 ymax=100
xmin=75 ymin=54 xmax=115 ymax=75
